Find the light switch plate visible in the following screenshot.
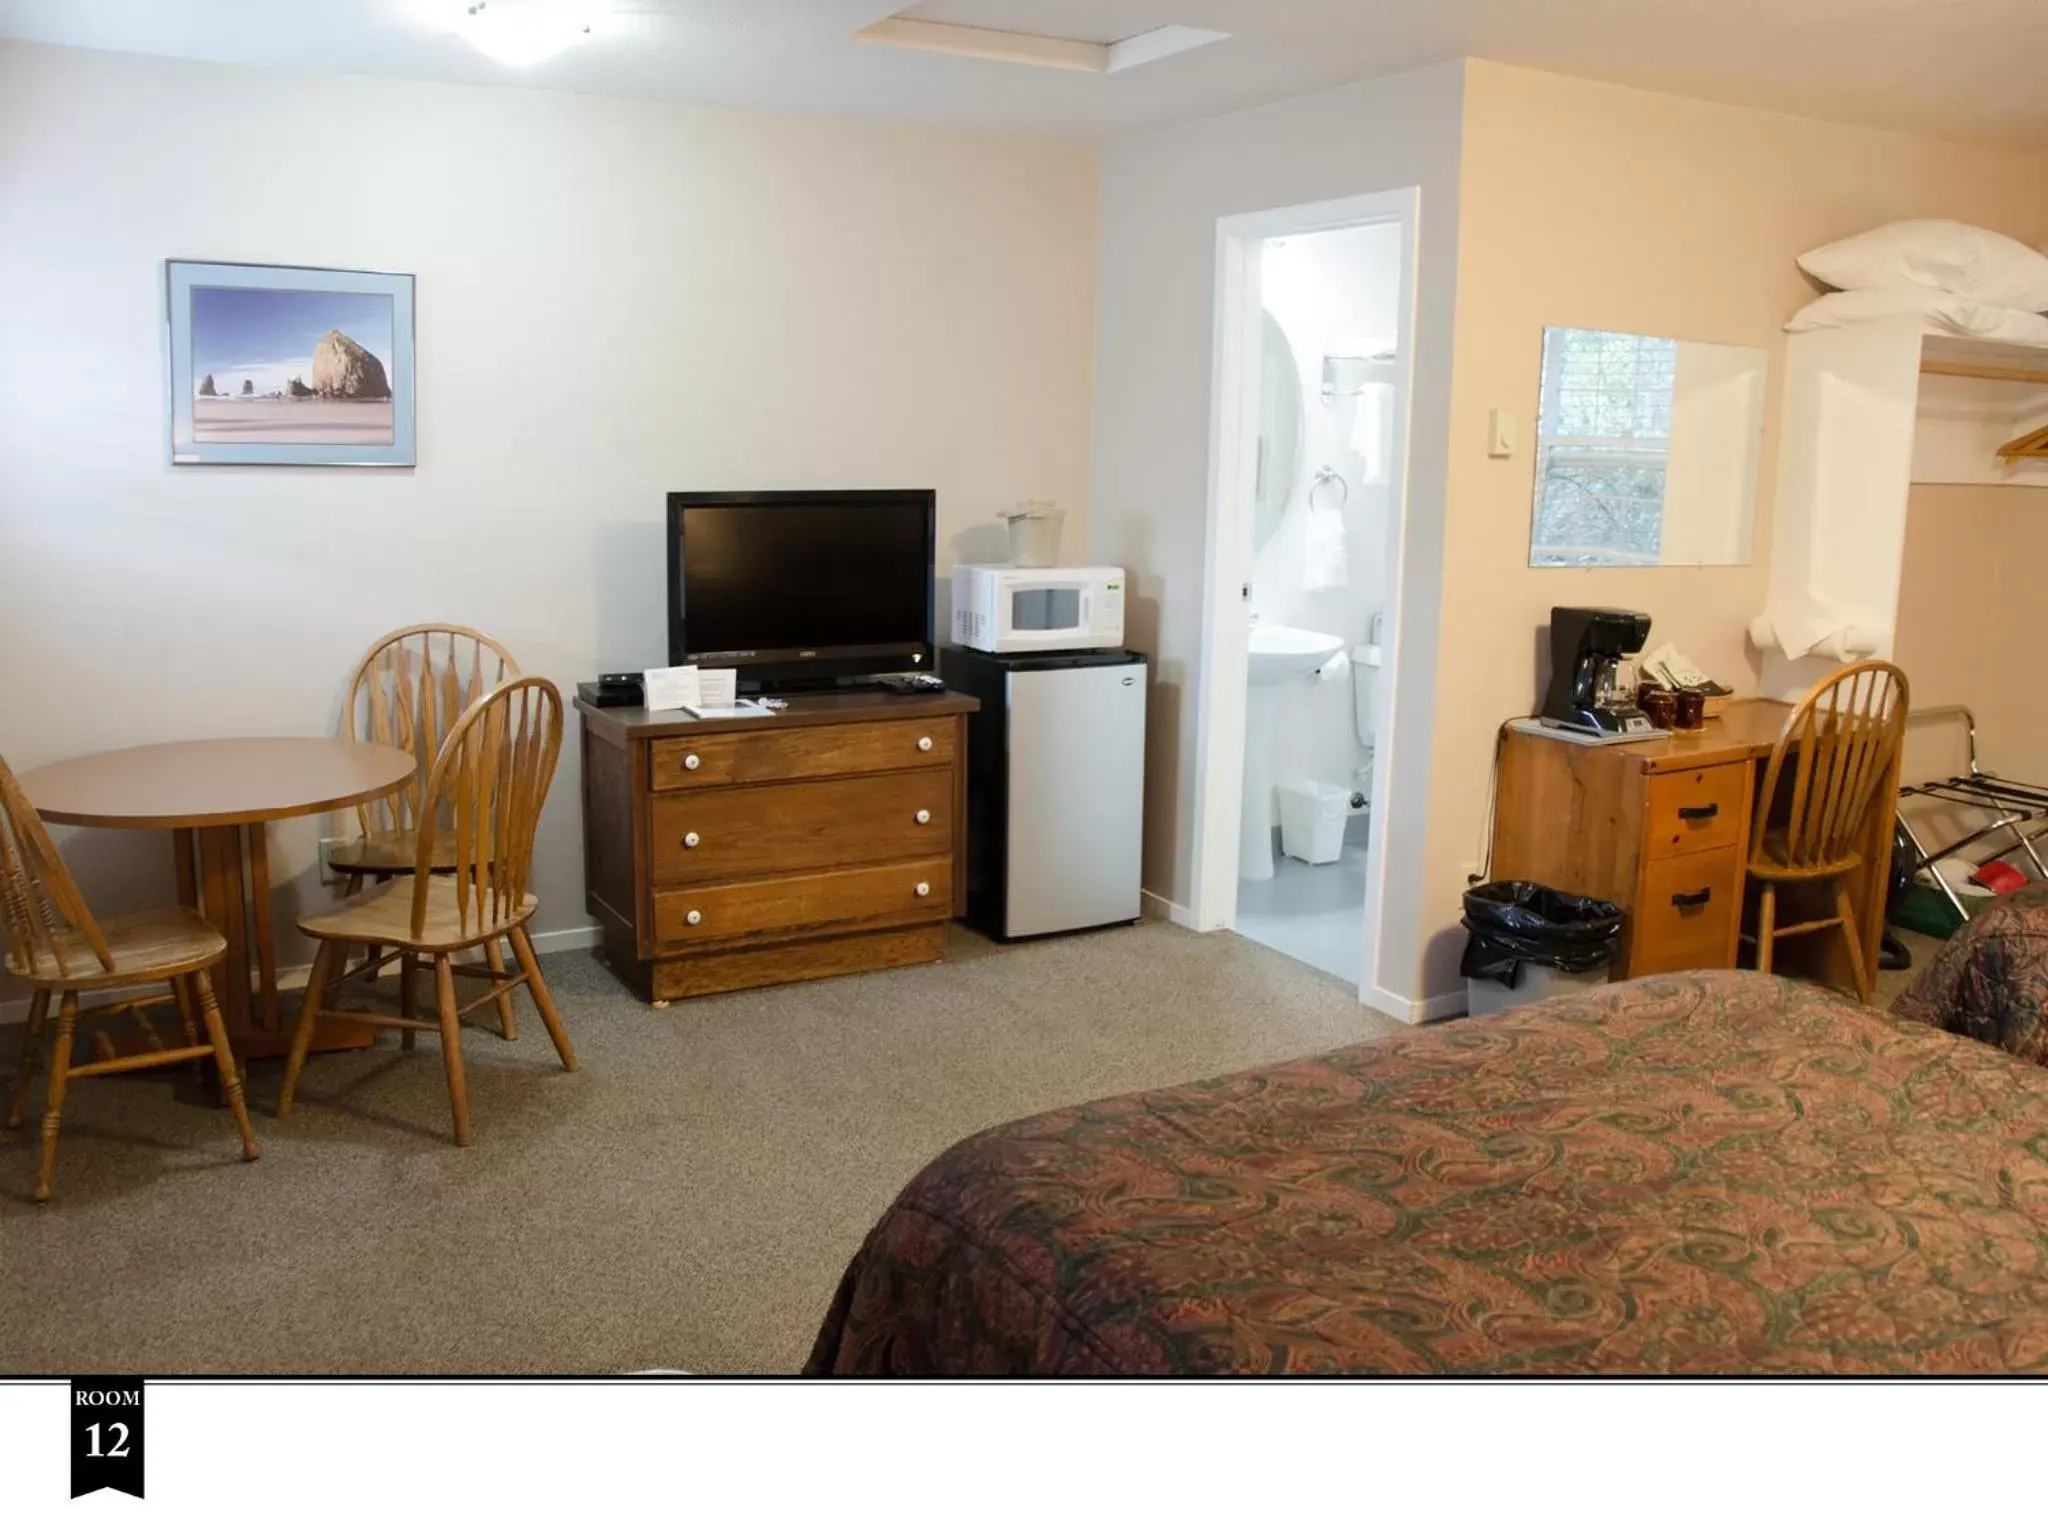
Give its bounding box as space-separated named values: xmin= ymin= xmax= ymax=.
xmin=1487 ymin=409 xmax=1516 ymax=458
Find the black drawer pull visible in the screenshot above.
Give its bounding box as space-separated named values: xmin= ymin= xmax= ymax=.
xmin=1670 ymin=887 xmax=1713 ymax=910
xmin=1676 ymin=803 xmax=1720 ymax=822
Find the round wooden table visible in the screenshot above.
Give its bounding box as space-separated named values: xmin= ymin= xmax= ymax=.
xmin=20 ymin=738 xmax=416 ymax=1051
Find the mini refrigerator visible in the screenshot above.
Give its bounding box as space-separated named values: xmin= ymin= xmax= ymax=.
xmin=939 ymin=647 xmax=1147 ymax=940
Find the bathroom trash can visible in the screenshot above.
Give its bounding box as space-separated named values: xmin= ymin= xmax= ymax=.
xmin=1277 ymin=780 xmax=1350 ymax=865
xmin=1459 ymin=880 xmax=1622 ymax=1017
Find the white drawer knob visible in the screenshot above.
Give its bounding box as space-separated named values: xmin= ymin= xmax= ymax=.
xmin=914 ymin=808 xmax=931 ymax=825
xmin=917 ymin=736 xmax=933 ymax=752
xmin=683 ymin=752 xmax=701 ymax=771
xmin=683 ymin=831 xmax=700 ymax=848
xmin=685 ymin=909 xmax=702 ymax=926
xmin=914 ymin=881 xmax=931 ymax=897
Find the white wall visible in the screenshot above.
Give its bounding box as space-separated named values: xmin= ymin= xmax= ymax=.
xmin=1089 ymin=60 xmax=1463 ymax=1012
xmin=1253 ymin=223 xmax=1402 ymax=810
xmin=0 ymin=39 xmax=1098 ymax=975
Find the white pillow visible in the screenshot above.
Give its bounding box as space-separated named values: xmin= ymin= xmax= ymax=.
xmin=1799 ymin=220 xmax=2048 ymax=312
xmin=1783 ymin=287 xmax=2048 ymax=346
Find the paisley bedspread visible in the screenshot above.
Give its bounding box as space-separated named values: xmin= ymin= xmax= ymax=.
xmin=1893 ymin=883 xmax=2048 ymax=1067
xmin=807 ymin=971 xmax=2048 ymax=1374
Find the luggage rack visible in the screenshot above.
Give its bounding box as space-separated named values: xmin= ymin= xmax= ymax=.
xmin=1897 ymin=704 xmax=2048 ymax=922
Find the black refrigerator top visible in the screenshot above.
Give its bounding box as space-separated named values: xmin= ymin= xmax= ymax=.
xmin=939 ymin=646 xmax=1146 ymax=673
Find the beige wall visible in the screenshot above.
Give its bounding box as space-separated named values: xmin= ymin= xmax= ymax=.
xmin=1416 ymin=59 xmax=2048 ymax=998
xmin=1895 ymin=484 xmax=2048 ymax=787
xmin=0 ymin=39 xmax=1098 ymax=990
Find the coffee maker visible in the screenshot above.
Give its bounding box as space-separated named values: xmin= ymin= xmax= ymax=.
xmin=1542 ymin=606 xmax=1655 ymax=738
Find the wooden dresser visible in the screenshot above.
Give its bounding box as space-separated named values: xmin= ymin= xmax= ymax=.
xmin=576 ymin=690 xmax=978 ymax=1005
xmin=1490 ymin=700 xmax=1893 ymax=988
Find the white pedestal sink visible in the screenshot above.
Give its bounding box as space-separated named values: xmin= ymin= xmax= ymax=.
xmin=1241 ymin=624 xmax=1345 ymax=882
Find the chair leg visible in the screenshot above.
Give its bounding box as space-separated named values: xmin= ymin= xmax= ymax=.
xmin=191 ymin=970 xmax=259 ymax=1162
xmin=168 ymin=974 xmax=208 ymax=1088
xmin=34 ymin=993 xmax=79 ymax=1202
xmin=7 ymin=988 xmax=50 ymax=1131
xmin=1755 ymin=883 xmax=1778 ymax=976
xmin=483 ymin=937 xmax=518 ymax=1041
xmin=1834 ymin=880 xmax=1873 ymax=1006
xmin=278 ymin=941 xmax=338 ymax=1120
xmin=509 ymin=923 xmax=577 ymax=1072
xmin=434 ymin=954 xmax=472 ymax=1147
xmin=399 ymin=952 xmax=419 ymax=1051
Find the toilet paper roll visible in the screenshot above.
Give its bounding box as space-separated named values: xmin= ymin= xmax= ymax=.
xmin=1313 ymin=649 xmax=1351 ymax=685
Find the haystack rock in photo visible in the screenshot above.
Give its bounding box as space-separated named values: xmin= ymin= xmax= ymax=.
xmin=198 ymin=373 xmax=217 ymax=396
xmin=310 ymin=328 xmax=391 ymax=400
xmin=240 ymin=378 xmax=254 ymax=395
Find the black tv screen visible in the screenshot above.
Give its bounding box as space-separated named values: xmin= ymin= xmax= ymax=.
xmin=667 ymin=489 xmax=935 ymax=687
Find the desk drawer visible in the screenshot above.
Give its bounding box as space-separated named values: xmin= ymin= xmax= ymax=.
xmin=652 ymin=858 xmax=950 ymax=947
xmin=1631 ymin=846 xmax=1741 ymax=973
xmin=1645 ymin=764 xmax=1746 ymax=860
xmin=649 ymin=768 xmax=953 ymax=883
xmin=650 ymin=720 xmax=954 ymax=791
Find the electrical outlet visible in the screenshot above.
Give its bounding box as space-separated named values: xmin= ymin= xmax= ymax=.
xmin=316 ymin=837 xmax=344 ymax=888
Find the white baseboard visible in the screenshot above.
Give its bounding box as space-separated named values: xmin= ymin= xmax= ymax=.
xmin=1364 ymin=983 xmax=1467 ymax=1025
xmin=1139 ymin=888 xmax=1195 ymax=928
xmin=0 ymin=924 xmax=601 ymax=1027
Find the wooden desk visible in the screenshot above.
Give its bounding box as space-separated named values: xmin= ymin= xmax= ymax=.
xmin=577 ymin=690 xmax=978 ymax=1005
xmin=20 ymin=738 xmax=416 ymax=1051
xmin=1491 ymin=701 xmax=1895 ymax=992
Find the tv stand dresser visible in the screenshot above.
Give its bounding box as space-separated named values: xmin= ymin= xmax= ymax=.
xmin=575 ymin=690 xmax=978 ymax=1005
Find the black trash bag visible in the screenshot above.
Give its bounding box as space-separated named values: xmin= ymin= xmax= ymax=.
xmin=1459 ymin=880 xmax=1623 ymax=985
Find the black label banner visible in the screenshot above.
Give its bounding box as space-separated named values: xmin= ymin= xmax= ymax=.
xmin=70 ymin=1375 xmax=144 ymax=1499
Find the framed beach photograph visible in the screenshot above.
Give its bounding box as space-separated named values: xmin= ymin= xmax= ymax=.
xmin=166 ymin=260 xmax=416 ymax=466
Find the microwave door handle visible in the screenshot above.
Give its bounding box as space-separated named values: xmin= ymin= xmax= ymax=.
xmin=1078 ymin=587 xmax=1089 ymax=631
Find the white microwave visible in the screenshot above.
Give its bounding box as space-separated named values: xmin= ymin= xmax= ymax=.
xmin=950 ymin=564 xmax=1126 ymax=653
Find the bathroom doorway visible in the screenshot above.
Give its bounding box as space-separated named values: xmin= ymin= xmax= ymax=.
xmin=1187 ymin=190 xmax=1423 ymax=1014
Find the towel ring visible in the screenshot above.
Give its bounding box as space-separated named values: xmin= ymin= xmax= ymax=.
xmin=1310 ymin=465 xmax=1349 ymax=512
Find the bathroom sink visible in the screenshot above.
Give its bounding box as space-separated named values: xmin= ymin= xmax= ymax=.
xmin=1240 ymin=624 xmax=1348 ymax=882
xmin=1248 ymin=625 xmax=1345 ymax=685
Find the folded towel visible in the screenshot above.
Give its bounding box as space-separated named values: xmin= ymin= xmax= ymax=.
xmin=1351 ymin=382 xmax=1393 ymax=484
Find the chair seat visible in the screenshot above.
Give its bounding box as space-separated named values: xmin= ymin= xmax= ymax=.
xmin=299 ymin=874 xmax=538 ymax=953
xmin=1749 ymin=833 xmax=1862 ymax=882
xmin=327 ymin=828 xmax=460 ymax=876
xmin=3 ymin=905 xmax=226 ymax=986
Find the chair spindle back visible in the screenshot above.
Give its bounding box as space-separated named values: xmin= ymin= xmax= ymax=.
xmin=411 ymin=677 xmax=563 ymax=942
xmin=1752 ymin=661 xmax=1910 ymax=872
xmin=342 ymin=625 xmax=518 ymax=843
xmin=0 ymin=753 xmax=113 ymax=980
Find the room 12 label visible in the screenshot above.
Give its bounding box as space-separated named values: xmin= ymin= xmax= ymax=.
xmin=70 ymin=1376 xmax=144 ymax=1499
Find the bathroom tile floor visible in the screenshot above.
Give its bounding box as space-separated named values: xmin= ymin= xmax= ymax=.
xmin=1235 ymin=840 xmax=1367 ymax=986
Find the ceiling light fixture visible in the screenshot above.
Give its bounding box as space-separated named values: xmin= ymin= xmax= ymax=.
xmin=855 ymin=18 xmax=1228 ymax=75
xmin=459 ymin=0 xmax=593 ymax=69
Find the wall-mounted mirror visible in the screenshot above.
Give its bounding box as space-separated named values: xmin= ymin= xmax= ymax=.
xmin=1254 ymin=310 xmax=1303 ymax=553
xmin=1529 ymin=326 xmax=1766 ymax=567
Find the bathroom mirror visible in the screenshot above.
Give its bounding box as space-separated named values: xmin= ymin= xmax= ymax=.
xmin=1254 ymin=310 xmax=1303 ymax=554
xmin=1528 ymin=326 xmax=1766 ymax=567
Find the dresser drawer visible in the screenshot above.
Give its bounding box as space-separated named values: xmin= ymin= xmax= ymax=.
xmin=649 ymin=768 xmax=953 ymax=883
xmin=1630 ymin=846 xmax=1741 ymax=973
xmin=1645 ymin=763 xmax=1747 ymax=860
xmin=649 ymin=720 xmax=953 ymax=791
xmin=652 ymin=858 xmax=950 ymax=947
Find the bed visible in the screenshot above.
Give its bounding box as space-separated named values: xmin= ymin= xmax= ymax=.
xmin=1894 ymin=883 xmax=2048 ymax=1067
xmin=808 ymin=971 xmax=2048 ymax=1374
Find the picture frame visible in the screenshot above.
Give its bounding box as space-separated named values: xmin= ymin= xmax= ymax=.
xmin=165 ymin=259 xmax=416 ymax=467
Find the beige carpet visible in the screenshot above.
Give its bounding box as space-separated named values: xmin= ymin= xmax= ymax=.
xmin=0 ymin=921 xmax=1400 ymax=1375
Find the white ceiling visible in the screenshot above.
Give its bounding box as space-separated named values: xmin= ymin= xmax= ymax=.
xmin=2 ymin=0 xmax=2045 ymax=145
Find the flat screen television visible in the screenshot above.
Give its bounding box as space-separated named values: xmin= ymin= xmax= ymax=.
xmin=666 ymin=489 xmax=936 ymax=690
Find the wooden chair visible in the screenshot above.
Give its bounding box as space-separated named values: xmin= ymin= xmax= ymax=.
xmin=333 ymin=624 xmax=520 ymax=1040
xmin=279 ymin=676 xmax=577 ymax=1146
xmin=1 ymin=753 xmax=258 ymax=1201
xmin=1743 ymin=660 xmax=1910 ymax=1005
